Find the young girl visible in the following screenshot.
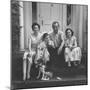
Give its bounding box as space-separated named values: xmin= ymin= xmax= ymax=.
xmin=35 ymin=33 xmax=54 ymax=80
xmin=65 ymin=28 xmax=82 ymax=67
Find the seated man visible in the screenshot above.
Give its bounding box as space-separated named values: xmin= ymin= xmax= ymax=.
xmin=49 ymin=21 xmax=65 ymax=70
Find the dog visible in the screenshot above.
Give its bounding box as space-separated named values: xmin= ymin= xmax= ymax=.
xmin=36 ymin=62 xmax=53 ymax=80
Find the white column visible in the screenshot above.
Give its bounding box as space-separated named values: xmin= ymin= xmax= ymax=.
xmin=75 ymin=6 xmax=80 ymax=42
xmin=19 ymin=1 xmax=24 ymax=51
xmin=78 ymin=6 xmax=83 ymax=49
xmin=62 ymin=4 xmax=67 ymax=32
xmin=83 ymin=6 xmax=88 ymax=51
xmin=71 ymin=5 xmax=76 ymax=35
xmin=71 ymin=5 xmax=80 ymax=44
xmin=23 ymin=2 xmax=32 ymax=49
xmin=71 ymin=5 xmax=83 ymax=48
xmin=59 ymin=4 xmax=63 ymax=31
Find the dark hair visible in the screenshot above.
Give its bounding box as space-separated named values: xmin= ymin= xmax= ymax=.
xmin=32 ymin=23 xmax=40 ymax=31
xmin=42 ymin=33 xmax=49 ymax=41
xmin=52 ymin=21 xmax=59 ymax=28
xmin=65 ymin=28 xmax=74 ymax=36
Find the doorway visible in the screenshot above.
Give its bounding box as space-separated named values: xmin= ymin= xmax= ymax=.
xmin=37 ymin=2 xmax=67 ymax=33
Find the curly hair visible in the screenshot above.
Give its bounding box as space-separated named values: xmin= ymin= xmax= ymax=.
xmin=42 ymin=33 xmax=49 ymax=41
xmin=32 ymin=23 xmax=40 ymax=31
xmin=65 ymin=28 xmax=74 ymax=37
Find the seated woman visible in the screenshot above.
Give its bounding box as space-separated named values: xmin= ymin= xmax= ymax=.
xmin=64 ymin=28 xmax=82 ymax=67
xmin=35 ymin=33 xmax=54 ymax=80
xmin=23 ymin=23 xmax=42 ymax=80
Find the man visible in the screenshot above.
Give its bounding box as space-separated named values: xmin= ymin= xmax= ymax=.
xmin=49 ymin=21 xmax=65 ymax=71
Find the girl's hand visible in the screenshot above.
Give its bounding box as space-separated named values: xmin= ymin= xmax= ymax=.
xmin=57 ymin=47 xmax=62 ymax=55
xmin=48 ymin=41 xmax=55 ymax=48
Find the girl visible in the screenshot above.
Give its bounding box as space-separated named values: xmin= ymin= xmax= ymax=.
xmin=35 ymin=33 xmax=54 ymax=80
xmin=65 ymin=28 xmax=82 ymax=67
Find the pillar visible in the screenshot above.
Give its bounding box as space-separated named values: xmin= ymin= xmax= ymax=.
xmin=19 ymin=1 xmax=24 ymax=51
xmin=23 ymin=1 xmax=32 ymax=49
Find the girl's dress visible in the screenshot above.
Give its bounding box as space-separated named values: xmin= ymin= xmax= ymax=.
xmin=35 ymin=40 xmax=54 ymax=80
xmin=35 ymin=41 xmax=50 ymax=65
xmin=65 ymin=36 xmax=81 ymax=62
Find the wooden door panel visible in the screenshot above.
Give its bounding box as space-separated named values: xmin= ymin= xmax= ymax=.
xmin=37 ymin=3 xmax=64 ymax=33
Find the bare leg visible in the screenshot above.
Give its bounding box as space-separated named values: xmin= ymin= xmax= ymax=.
xmin=37 ymin=70 xmax=41 ymax=79
xmin=65 ymin=48 xmax=71 ymax=67
xmin=27 ymin=58 xmax=32 ymax=79
xmin=23 ymin=59 xmax=27 ymax=81
xmin=41 ymin=67 xmax=46 ymax=80
xmin=41 ymin=72 xmax=45 ymax=80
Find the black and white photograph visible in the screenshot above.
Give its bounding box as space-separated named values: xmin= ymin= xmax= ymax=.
xmin=11 ymin=0 xmax=88 ymax=89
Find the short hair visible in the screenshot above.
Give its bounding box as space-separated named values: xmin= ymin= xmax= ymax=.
xmin=42 ymin=33 xmax=49 ymax=41
xmin=65 ymin=28 xmax=74 ymax=36
xmin=32 ymin=23 xmax=40 ymax=31
xmin=52 ymin=21 xmax=60 ymax=28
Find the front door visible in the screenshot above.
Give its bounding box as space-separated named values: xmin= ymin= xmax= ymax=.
xmin=37 ymin=2 xmax=66 ymax=33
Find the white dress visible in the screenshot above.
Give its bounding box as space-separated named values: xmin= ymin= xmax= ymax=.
xmin=23 ymin=32 xmax=42 ymax=62
xmin=23 ymin=32 xmax=42 ymax=80
xmin=65 ymin=36 xmax=82 ymax=62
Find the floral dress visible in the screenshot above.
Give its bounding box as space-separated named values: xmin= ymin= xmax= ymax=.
xmin=35 ymin=41 xmax=50 ymax=65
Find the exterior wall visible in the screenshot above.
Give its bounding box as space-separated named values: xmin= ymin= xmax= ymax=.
xmin=19 ymin=2 xmax=88 ymax=52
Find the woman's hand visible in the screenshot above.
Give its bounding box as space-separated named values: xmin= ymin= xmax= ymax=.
xmin=67 ymin=45 xmax=74 ymax=50
xmin=28 ymin=51 xmax=36 ymax=57
xmin=70 ymin=47 xmax=74 ymax=51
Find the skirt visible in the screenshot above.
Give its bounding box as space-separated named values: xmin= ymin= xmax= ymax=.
xmin=65 ymin=47 xmax=82 ymax=62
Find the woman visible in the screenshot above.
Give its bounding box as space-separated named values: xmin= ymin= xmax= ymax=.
xmin=65 ymin=28 xmax=82 ymax=67
xmin=23 ymin=23 xmax=42 ymax=80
